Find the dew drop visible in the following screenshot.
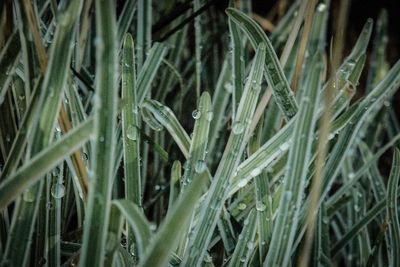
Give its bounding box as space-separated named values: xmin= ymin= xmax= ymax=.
xmin=279 ymin=142 xmax=290 ymax=151
xmin=238 ymin=203 xmax=247 ymax=210
xmin=52 ymin=167 xmax=60 ymax=176
xmin=206 ymin=111 xmax=213 ymax=122
xmin=247 ymin=241 xmax=255 ymax=250
xmin=224 ymin=82 xmax=233 ymax=93
xmin=149 ymin=223 xmax=157 ymax=231
xmin=126 ymin=125 xmax=137 ymax=140
xmin=232 ymin=122 xmax=244 ymax=134
xmin=237 ymin=179 xmax=248 ymax=188
xmin=256 ymin=202 xmax=266 ymax=212
xmin=82 ymin=153 xmax=88 ymax=161
xmin=51 ymin=184 xmax=65 ymax=199
xmin=23 ymin=190 xmax=35 ymax=202
xmin=250 ymin=168 xmax=261 ymax=177
xmin=195 ymin=160 xmax=206 ymax=173
xmin=192 ymin=109 xmax=201 ymax=119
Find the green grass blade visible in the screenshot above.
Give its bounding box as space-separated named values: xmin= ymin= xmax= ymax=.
xmin=182 ymin=43 xmax=266 ymax=266
xmin=141 ymin=99 xmax=191 ymax=158
xmin=136 ymin=0 xmax=152 ymax=70
xmin=122 ymin=33 xmax=142 ymax=252
xmin=226 ymin=8 xmax=298 ymax=120
xmin=248 ymin=118 xmax=273 ymax=262
xmin=117 ymin=0 xmax=137 ymax=44
xmin=366 ymin=10 xmax=388 ymax=92
xmin=264 ymin=53 xmax=323 ymax=267
xmin=121 ymin=33 xmax=141 ymax=205
xmin=80 ymin=0 xmax=118 ymax=265
xmin=168 ymin=160 xmax=182 ymax=215
xmin=387 ymin=148 xmax=400 ymax=267
xmin=228 ymin=1 xmax=244 ymax=119
xmin=112 ymin=199 xmax=152 ymax=257
xmin=208 ymin=58 xmax=232 ymax=156
xmin=140 ymin=171 xmax=207 ymax=267
xmin=45 ymin=164 xmax=64 ymax=267
xmin=0 ymin=82 xmax=41 ymax=180
xmin=193 ymin=0 xmax=202 ymax=99
xmin=0 ymin=118 xmax=93 ymax=210
xmin=330 ymin=197 xmax=387 ymax=256
xmin=104 ymin=205 xmax=124 ymax=267
xmin=228 ymin=210 xmax=257 ymax=267
xmin=181 ymin=92 xmax=211 ymax=189
xmin=137 ymin=43 xmax=167 ymax=104
xmin=2 ymin=1 xmax=82 ymax=264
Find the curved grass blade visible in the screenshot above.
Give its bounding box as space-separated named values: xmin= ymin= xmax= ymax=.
xmin=112 ymin=199 xmax=152 ymax=257
xmin=182 ymin=43 xmax=266 ymax=267
xmin=0 ymin=118 xmax=93 ymax=210
xmin=140 ymin=170 xmax=207 ymax=267
xmin=141 ymin=99 xmax=190 ymax=158
xmin=80 ymin=0 xmax=118 ymax=265
xmin=387 ymin=148 xmax=400 ymax=267
xmin=228 ymin=210 xmax=257 ymax=267
xmin=226 ymin=8 xmax=298 ymax=120
xmin=264 ymin=53 xmax=323 ymax=267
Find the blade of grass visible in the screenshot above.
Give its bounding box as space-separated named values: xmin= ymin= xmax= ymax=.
xmin=104 ymin=205 xmax=124 ymax=267
xmin=137 ymin=43 xmax=167 ymax=104
xmin=80 ymin=0 xmax=118 ymax=265
xmin=136 ymin=0 xmax=152 ymax=70
xmin=122 ymin=33 xmax=142 ymax=252
xmin=2 ymin=1 xmax=82 ymax=265
xmin=112 ymin=199 xmax=152 ymax=257
xmin=228 ymin=210 xmax=257 ymax=267
xmin=140 ymin=170 xmax=207 ymax=267
xmin=0 ymin=118 xmax=93 ymax=209
xmin=117 ymin=0 xmax=137 ymax=44
xmin=226 ymin=8 xmax=298 ymax=121
xmin=193 ymin=0 xmax=202 ymax=99
xmin=264 ymin=52 xmax=323 ymax=267
xmin=182 ymin=43 xmax=266 ymax=266
xmin=387 ymin=148 xmax=400 ymax=267
xmin=228 ymin=0 xmax=244 ymax=119
xmin=141 ymin=99 xmax=191 ymax=158
xmin=181 ymin=92 xmax=211 ymax=189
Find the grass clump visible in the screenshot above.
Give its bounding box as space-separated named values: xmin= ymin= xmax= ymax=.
xmin=0 ymin=0 xmax=400 ymax=266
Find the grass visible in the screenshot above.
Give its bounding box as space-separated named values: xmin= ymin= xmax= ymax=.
xmin=0 ymin=0 xmax=400 ymax=266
